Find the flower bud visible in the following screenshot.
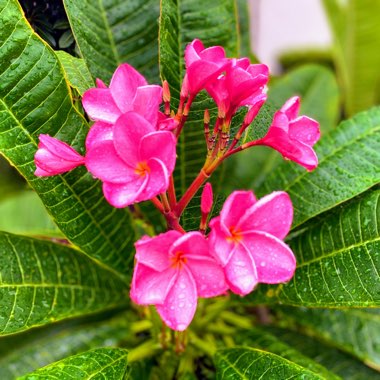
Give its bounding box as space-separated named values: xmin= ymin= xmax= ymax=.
xmin=201 ymin=182 xmax=213 ymax=214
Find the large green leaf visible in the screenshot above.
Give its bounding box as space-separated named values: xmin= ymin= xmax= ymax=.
xmin=20 ymin=347 xmax=129 ymax=379
xmin=56 ymin=51 xmax=94 ymax=95
xmin=249 ymin=188 xmax=380 ymax=307
xmin=0 ymin=231 xmax=127 ymax=336
xmin=0 ymin=191 xmax=61 ymax=237
xmin=215 ymin=347 xmax=323 ymax=379
xmin=63 ymin=0 xmax=160 ymax=83
xmin=0 ymin=0 xmax=135 ymax=278
xmin=275 ymin=307 xmax=380 ymax=369
xmin=257 ymin=107 xmax=380 ymax=228
xmin=262 ymin=326 xmax=380 ymax=380
xmin=0 ymin=311 xmax=135 ymax=379
xmin=323 ymin=0 xmax=380 ymax=116
xmin=235 ymin=328 xmax=339 ymax=379
xmin=159 ymin=0 xmax=238 ymax=196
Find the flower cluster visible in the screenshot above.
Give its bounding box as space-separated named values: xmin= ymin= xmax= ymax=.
xmin=34 ymin=39 xmax=320 ymax=331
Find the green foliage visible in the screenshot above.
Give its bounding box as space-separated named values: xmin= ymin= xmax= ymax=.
xmin=215 ymin=347 xmax=324 ymax=379
xmin=56 ymin=51 xmax=94 ymax=95
xmin=63 ymin=0 xmax=160 ymax=83
xmin=0 ymin=231 xmax=127 ymax=336
xmin=0 ymin=191 xmax=61 ymax=237
xmin=275 ymin=307 xmax=380 ymax=368
xmin=19 ymin=347 xmax=129 ymax=379
xmin=323 ymin=0 xmax=380 ymax=116
xmin=0 ymin=0 xmax=135 ymax=278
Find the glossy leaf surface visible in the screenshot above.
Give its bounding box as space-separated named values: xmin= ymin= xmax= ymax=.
xmin=0 ymin=232 xmax=127 ymax=336
xmin=63 ymin=0 xmax=160 ymax=83
xmin=20 ymin=347 xmax=128 ymax=379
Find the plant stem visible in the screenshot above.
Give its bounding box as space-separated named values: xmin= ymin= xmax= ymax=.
xmin=168 ymin=175 xmax=177 ymax=208
xmin=174 ymin=169 xmax=209 ymax=217
xmin=151 ymin=196 xmax=164 ymax=213
xmin=128 ymin=340 xmax=162 ymax=362
xmin=160 ymin=192 xmax=171 ymax=212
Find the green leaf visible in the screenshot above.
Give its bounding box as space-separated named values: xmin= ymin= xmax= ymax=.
xmin=56 ymin=51 xmax=94 ymax=95
xmin=323 ymin=0 xmax=380 ymax=115
xmin=269 ymin=64 xmax=340 ymax=133
xmin=235 ymin=328 xmax=340 ymax=379
xmin=0 ymin=0 xmax=135 ymax=278
xmin=63 ymin=0 xmax=160 ymax=83
xmin=257 ymin=107 xmax=380 ymax=228
xmin=20 ymin=347 xmax=128 ymax=379
xmin=249 ymin=187 xmax=380 ymax=307
xmin=0 ymin=312 xmax=134 ymax=379
xmin=58 ymin=29 xmax=74 ymax=49
xmin=159 ymin=0 xmax=239 ymax=197
xmin=215 ymin=347 xmax=324 ymax=379
xmin=260 ymin=326 xmax=380 ymax=380
xmin=0 ymin=191 xmax=62 ymax=237
xmin=275 ymin=307 xmax=380 ymax=370
xmin=236 ymin=0 xmax=255 ymax=61
xmin=0 ymin=231 xmax=127 ymax=336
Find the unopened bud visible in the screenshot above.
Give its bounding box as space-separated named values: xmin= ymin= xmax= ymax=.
xmin=180 ymin=76 xmax=189 ymax=99
xmin=204 ymin=109 xmax=210 ymax=124
xmin=201 ymin=183 xmax=213 ymax=214
xmin=163 ymin=80 xmax=171 ymax=103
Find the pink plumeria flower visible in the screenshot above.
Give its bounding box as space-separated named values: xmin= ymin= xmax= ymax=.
xmin=183 ymin=39 xmax=229 ymax=96
xmin=131 ymin=231 xmax=228 ymax=331
xmin=82 ymin=63 xmax=162 ymax=126
xmin=34 ymin=134 xmax=84 ymax=176
xmin=257 ymin=96 xmax=320 ymax=170
xmin=85 ymin=112 xmax=176 ymax=208
xmin=208 ymin=191 xmax=296 ymax=296
xmin=206 ymin=58 xmax=268 ymax=117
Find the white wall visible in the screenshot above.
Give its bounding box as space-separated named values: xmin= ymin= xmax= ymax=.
xmin=249 ymin=0 xmax=332 ymax=73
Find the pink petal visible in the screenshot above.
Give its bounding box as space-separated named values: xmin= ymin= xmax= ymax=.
xmin=185 ymin=39 xmax=203 ymax=67
xmin=133 ymin=85 xmax=163 ymax=126
xmin=186 ymin=60 xmax=227 ymax=95
xmin=135 ymin=231 xmax=182 ymax=271
xmin=157 ymin=112 xmax=178 ymax=131
xmin=289 ymin=116 xmax=320 ymax=146
xmin=220 ymin=191 xmax=256 ymax=229
xmin=85 ymin=121 xmax=113 ymax=151
xmin=156 ymin=267 xmax=198 ymax=331
xmin=208 ymin=217 xmax=235 ymax=266
xmin=242 ymin=231 xmax=296 ymax=284
xmin=96 ymin=78 xmax=107 ymax=88
xmin=113 ymin=112 xmax=155 ymax=163
xmin=244 ymin=95 xmax=267 ymax=125
xmin=206 ymin=76 xmax=229 ymax=111
xmin=201 ymin=182 xmax=213 ymax=214
xmin=224 ymin=244 xmax=258 ymax=296
xmin=131 ymin=263 xmax=177 ymax=305
xmin=187 ymin=257 xmax=228 ymax=297
xmin=236 ymin=58 xmax=250 ymax=70
xmin=102 ymin=177 xmax=148 ymax=207
xmin=247 ymin=63 xmax=269 ymax=78
xmin=82 ymin=88 xmax=120 ymax=123
xmin=139 ymin=131 xmax=176 ymax=173
xmin=109 ymin=63 xmax=147 ymax=113
xmin=238 ymin=191 xmax=293 ymax=240
xmin=199 ymin=45 xmax=226 ymax=62
xmin=35 ymin=167 xmax=53 ymax=176
xmin=280 ymin=96 xmax=300 ymax=120
xmin=85 ymin=141 xmax=136 ymax=183
xmin=169 ymin=231 xmax=208 ymax=259
xmin=137 ymin=158 xmax=169 ymax=200
xmin=38 ymin=135 xmax=84 ymax=162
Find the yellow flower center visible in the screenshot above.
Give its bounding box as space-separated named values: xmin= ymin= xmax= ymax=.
xmin=170 ymin=251 xmax=187 ymax=270
xmin=226 ymin=226 xmax=243 ymax=243
xmin=134 ymin=161 xmax=150 ymax=177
